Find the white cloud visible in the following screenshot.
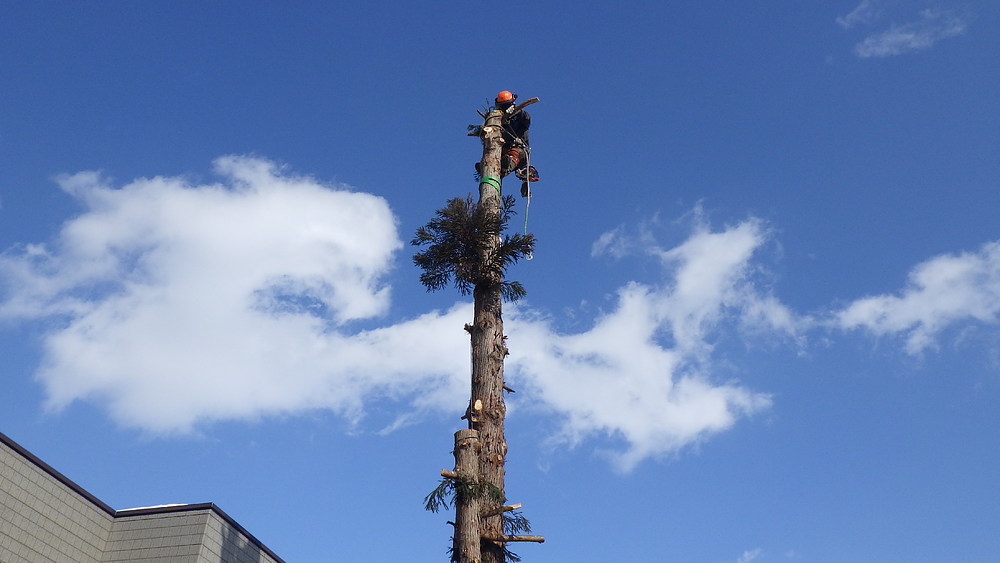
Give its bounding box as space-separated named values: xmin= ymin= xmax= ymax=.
xmin=590 ymin=217 xmax=661 ymax=260
xmin=737 ymin=548 xmax=764 ymax=563
xmin=590 ymin=225 xmax=629 ymax=258
xmin=0 ymin=157 xmax=471 ymax=432
xmin=837 ymin=0 xmax=880 ymax=29
xmin=835 ymin=241 xmax=1000 ymax=354
xmin=839 ymin=3 xmax=968 ymax=58
xmin=509 ymin=217 xmax=796 ymax=471
xmin=1 ymin=159 xmax=797 ymax=469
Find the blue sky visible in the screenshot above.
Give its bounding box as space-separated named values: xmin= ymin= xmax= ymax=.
xmin=2 ymin=2 xmax=999 ymax=561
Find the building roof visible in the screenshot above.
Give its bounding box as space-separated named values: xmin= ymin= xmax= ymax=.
xmin=0 ymin=430 xmax=286 ymax=563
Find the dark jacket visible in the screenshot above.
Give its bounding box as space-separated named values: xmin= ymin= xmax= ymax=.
xmin=502 ymin=108 xmax=530 ymax=148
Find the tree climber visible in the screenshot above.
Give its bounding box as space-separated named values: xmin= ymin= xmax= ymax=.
xmin=477 ymin=90 xmax=540 ymax=197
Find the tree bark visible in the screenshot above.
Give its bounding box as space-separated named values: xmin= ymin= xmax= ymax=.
xmin=470 ymin=109 xmax=508 ymax=563
xmin=452 ymin=429 xmax=482 ymax=563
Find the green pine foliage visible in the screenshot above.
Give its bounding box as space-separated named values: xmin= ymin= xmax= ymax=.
xmin=424 ymin=476 xmax=532 ymax=563
xmin=423 ymin=477 xmax=504 ymax=513
xmin=412 ymin=195 xmax=535 ymax=302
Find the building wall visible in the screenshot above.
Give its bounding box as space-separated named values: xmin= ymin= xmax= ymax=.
xmin=0 ymin=438 xmax=112 ymax=563
xmin=200 ymin=510 xmax=281 ymax=563
xmin=103 ymin=510 xmax=211 ymax=563
xmin=100 ymin=508 xmax=283 ymax=563
xmin=0 ymin=433 xmax=285 ymax=563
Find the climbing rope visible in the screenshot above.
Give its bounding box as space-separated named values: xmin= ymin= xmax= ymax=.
xmin=522 ymin=145 xmax=533 ymax=260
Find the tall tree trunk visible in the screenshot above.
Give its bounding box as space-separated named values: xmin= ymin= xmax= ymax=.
xmin=452 ymin=429 xmax=482 ymax=563
xmin=469 ymin=109 xmax=508 ymax=563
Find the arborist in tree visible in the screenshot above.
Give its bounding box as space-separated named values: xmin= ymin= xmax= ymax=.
xmin=477 ymin=90 xmax=540 ymax=197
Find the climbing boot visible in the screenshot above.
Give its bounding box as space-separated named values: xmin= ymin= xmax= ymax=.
xmin=515 ymin=165 xmax=539 ymax=182
xmin=518 ymin=166 xmax=538 ymax=198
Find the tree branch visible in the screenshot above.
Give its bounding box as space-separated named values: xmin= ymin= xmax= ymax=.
xmin=480 ymin=503 xmax=522 ymax=518
xmin=481 ymin=533 xmax=545 ymax=544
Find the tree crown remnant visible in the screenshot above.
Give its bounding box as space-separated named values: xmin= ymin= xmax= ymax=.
xmin=411 ymin=194 xmax=535 ymax=302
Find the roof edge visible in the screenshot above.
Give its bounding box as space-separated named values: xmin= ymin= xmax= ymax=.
xmin=0 ymin=429 xmax=116 ymax=515
xmin=115 ymin=502 xmax=287 ymax=563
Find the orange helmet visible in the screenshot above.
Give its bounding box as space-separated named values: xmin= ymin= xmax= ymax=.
xmin=495 ymin=90 xmax=517 ymax=104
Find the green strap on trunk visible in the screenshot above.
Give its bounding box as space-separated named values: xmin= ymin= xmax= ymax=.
xmin=479 ymin=176 xmax=502 ymax=196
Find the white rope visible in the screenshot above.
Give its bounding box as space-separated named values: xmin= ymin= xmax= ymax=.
xmin=523 ymin=145 xmax=533 ymax=261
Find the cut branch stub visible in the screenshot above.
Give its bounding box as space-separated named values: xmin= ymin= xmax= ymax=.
xmin=480 ymin=503 xmax=522 ymax=518
xmin=481 ymin=533 xmax=546 ymax=544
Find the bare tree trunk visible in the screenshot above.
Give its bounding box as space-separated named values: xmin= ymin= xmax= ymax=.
xmin=469 ymin=109 xmax=508 ymax=563
xmin=452 ymin=429 xmax=482 ymax=563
